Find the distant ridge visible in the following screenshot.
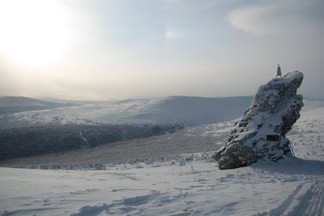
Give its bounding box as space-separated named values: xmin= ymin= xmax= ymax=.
xmin=0 ymin=96 xmax=63 ymax=107
xmin=0 ymin=96 xmax=323 ymax=162
xmin=0 ymin=96 xmax=253 ymax=127
xmin=149 ymin=96 xmax=253 ymax=125
xmin=0 ymin=96 xmax=74 ymax=114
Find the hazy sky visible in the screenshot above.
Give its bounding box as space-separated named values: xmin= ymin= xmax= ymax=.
xmin=0 ymin=0 xmax=323 ymax=100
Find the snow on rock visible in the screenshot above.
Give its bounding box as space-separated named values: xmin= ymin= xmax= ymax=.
xmin=213 ymin=71 xmax=304 ymax=169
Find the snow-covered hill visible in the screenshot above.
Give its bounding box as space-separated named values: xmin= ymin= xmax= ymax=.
xmin=0 ymin=96 xmax=252 ymax=127
xmin=0 ymin=96 xmax=73 ymax=115
xmin=0 ymin=96 xmax=252 ymax=160
xmin=0 ymin=98 xmax=323 ymax=216
xmin=0 ymin=96 xmax=65 ymax=107
xmin=0 ymin=121 xmax=233 ymax=168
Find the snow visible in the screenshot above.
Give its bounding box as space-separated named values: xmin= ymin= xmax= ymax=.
xmin=0 ymin=158 xmax=323 ymax=215
xmin=0 ymin=100 xmax=323 ymax=215
xmin=1 ymin=96 xmax=252 ymax=127
xmin=0 ymin=96 xmax=62 ymax=107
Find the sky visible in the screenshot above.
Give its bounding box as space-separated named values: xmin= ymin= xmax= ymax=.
xmin=0 ymin=0 xmax=323 ymax=101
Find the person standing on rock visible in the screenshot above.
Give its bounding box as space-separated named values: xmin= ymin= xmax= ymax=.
xmin=277 ymin=64 xmax=282 ymax=78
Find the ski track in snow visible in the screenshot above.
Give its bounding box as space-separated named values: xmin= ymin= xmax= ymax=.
xmin=267 ymin=181 xmax=324 ymax=216
xmin=0 ymin=104 xmax=324 ymax=216
xmin=0 ymin=160 xmax=323 ymax=216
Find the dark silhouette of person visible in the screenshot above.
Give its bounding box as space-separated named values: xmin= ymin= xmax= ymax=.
xmin=276 ymin=64 xmax=282 ymax=78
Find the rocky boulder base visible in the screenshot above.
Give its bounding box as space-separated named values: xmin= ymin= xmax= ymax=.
xmin=213 ymin=71 xmax=304 ymax=169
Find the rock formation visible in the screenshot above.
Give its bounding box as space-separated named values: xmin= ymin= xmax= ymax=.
xmin=212 ymin=71 xmax=304 ymax=169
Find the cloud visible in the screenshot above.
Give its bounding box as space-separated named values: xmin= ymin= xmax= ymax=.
xmin=228 ymin=5 xmax=283 ymax=35
xmin=228 ymin=0 xmax=324 ymax=35
xmin=162 ymin=0 xmax=229 ymax=13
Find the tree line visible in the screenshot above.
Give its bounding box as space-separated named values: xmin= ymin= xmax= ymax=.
xmin=0 ymin=123 xmax=183 ymax=161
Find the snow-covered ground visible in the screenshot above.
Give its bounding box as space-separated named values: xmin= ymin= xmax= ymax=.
xmin=0 ymin=96 xmax=252 ymax=127
xmin=1 ymin=158 xmax=323 ymax=216
xmin=0 ymin=101 xmax=323 ymax=216
xmin=0 ymin=121 xmax=233 ymax=168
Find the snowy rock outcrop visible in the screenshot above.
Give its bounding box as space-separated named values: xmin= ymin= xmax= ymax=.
xmin=213 ymin=71 xmax=304 ymax=169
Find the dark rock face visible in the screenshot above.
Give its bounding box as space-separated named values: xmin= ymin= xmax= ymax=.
xmin=212 ymin=71 xmax=304 ymax=169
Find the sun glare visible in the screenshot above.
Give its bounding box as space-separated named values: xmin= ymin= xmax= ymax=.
xmin=0 ymin=0 xmax=72 ymax=68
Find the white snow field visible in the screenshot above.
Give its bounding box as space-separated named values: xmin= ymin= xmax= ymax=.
xmin=1 ymin=96 xmax=252 ymax=126
xmin=0 ymin=102 xmax=324 ymax=216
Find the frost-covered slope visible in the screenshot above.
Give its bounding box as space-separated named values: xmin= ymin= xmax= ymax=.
xmin=0 ymin=99 xmax=323 ymax=169
xmin=0 ymin=99 xmax=323 ymax=216
xmin=0 ymin=96 xmax=251 ymax=161
xmin=287 ymin=106 xmax=324 ymax=161
xmin=0 ymin=96 xmax=73 ymax=115
xmin=0 ymin=96 xmax=65 ymax=107
xmin=0 ymin=121 xmax=233 ymax=168
xmin=0 ymin=96 xmax=252 ymax=127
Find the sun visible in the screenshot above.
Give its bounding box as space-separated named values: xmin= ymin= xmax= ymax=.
xmin=0 ymin=0 xmax=72 ymax=68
